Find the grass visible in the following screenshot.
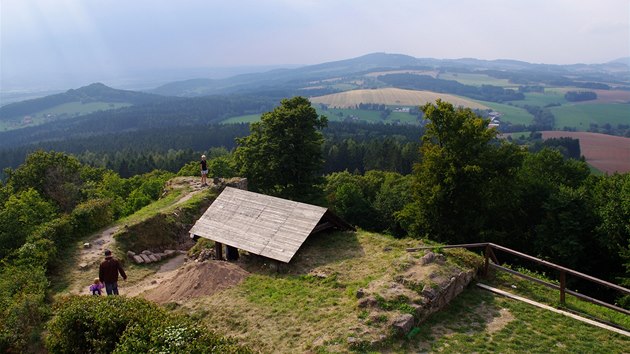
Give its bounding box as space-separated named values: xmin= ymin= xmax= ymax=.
xmin=404 ymin=287 xmax=629 ymax=353
xmin=473 ymin=100 xmax=535 ymax=125
xmin=485 ymin=267 xmax=630 ymax=329
xmin=549 ymin=103 xmax=630 ymax=131
xmin=508 ymin=90 xmax=568 ymax=107
xmin=437 ymin=72 xmax=514 ymax=87
xmin=0 ymin=101 xmax=131 ymax=131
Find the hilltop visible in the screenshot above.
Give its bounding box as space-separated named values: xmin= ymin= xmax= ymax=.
xmin=56 ymin=177 xmax=629 ymax=353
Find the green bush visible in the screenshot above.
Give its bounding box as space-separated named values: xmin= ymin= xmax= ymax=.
xmin=46 ymin=296 xmax=250 ymax=353
xmin=0 ymin=264 xmax=49 ymax=353
xmin=71 ymin=198 xmax=114 ymax=236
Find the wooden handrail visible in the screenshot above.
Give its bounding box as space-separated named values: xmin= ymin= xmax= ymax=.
xmin=407 ymin=241 xmax=630 ymax=316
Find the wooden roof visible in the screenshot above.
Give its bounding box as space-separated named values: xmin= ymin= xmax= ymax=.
xmin=189 ymin=187 xmax=353 ymax=263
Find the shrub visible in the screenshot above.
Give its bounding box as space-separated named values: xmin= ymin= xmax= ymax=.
xmin=45 ymin=296 xmax=250 ymax=353
xmin=71 ymin=198 xmax=114 ymax=236
xmin=0 ymin=264 xmax=49 ymax=353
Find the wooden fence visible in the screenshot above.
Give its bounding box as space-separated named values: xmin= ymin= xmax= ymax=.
xmin=407 ymin=242 xmax=630 ymax=317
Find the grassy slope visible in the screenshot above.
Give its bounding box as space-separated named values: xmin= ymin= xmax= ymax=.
xmin=56 ymin=179 xmax=629 ymax=352
xmin=0 ymin=101 xmax=131 ymax=131
xmin=550 ymin=103 xmax=630 ymax=131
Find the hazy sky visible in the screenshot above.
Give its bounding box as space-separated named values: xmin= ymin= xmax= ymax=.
xmin=1 ymin=0 xmax=629 ymax=91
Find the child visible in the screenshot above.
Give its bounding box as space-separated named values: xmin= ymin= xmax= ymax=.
xmin=89 ymin=278 xmax=104 ymax=295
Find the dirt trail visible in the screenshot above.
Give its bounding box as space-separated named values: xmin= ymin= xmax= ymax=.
xmin=66 ymin=176 xmax=208 ymax=296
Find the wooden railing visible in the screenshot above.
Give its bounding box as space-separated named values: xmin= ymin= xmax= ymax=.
xmin=407 ymin=242 xmax=630 ymax=316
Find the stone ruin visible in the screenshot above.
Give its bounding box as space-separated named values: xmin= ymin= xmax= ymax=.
xmin=127 ymin=249 xmax=182 ymax=264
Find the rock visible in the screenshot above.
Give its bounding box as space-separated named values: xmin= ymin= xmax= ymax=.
xmin=126 ymin=251 xmax=136 ymax=258
xmin=78 ymin=263 xmax=89 ymax=270
xmin=141 ymin=250 xmax=152 ymax=255
xmin=164 ymin=249 xmax=176 ymax=257
xmin=347 ymin=337 xmax=358 ymax=344
xmin=435 ymin=254 xmax=446 ymax=264
xmin=422 ymin=285 xmax=438 ymax=300
xmin=83 ymin=243 xmax=91 ymax=249
xmin=140 ymin=254 xmax=152 ymax=263
xmin=148 ymin=254 xmax=159 ymax=262
xmin=153 ymin=253 xmax=163 ymax=261
xmin=356 ymin=288 xmax=365 ymax=299
xmin=392 ymin=314 xmax=415 ymax=334
xmin=358 ymin=296 xmax=377 ymax=308
xmin=420 ymin=251 xmax=435 ymax=265
xmin=383 ymin=246 xmax=392 ymax=251
xmin=133 ymin=255 xmax=145 ymax=264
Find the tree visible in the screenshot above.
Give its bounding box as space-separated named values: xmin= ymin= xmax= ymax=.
xmin=398 ymin=100 xmax=523 ymax=243
xmin=234 ymin=97 xmax=328 ymax=202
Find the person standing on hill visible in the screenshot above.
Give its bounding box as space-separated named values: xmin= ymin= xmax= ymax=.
xmin=200 ymin=154 xmax=208 ymax=186
xmin=99 ymin=249 xmax=127 ymax=295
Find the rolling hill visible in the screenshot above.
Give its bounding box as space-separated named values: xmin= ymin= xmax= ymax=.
xmin=310 ymin=87 xmax=489 ymax=110
xmin=0 ymin=83 xmax=169 ymax=130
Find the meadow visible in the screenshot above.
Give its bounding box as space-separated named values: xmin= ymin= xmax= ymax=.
xmin=550 ymin=103 xmax=630 ymax=130
xmin=437 ymin=72 xmax=514 ymax=87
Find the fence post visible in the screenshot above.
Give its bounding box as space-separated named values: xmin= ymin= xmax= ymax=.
xmin=484 ymin=244 xmax=490 ymax=276
xmin=559 ymin=271 xmax=566 ymax=305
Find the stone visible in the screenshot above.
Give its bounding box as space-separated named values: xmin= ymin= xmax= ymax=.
xmin=435 ymin=254 xmax=446 ymax=264
xmin=347 ymin=337 xmax=358 ymax=344
xmin=126 ymin=250 xmax=136 ymax=258
xmin=153 ymin=253 xmax=163 ymax=261
xmin=79 ymin=263 xmax=89 ymax=270
xmin=148 ymin=254 xmax=159 ymax=262
xmin=422 ymin=285 xmax=438 ymax=300
xmin=141 ymin=250 xmax=152 ymax=255
xmin=383 ymin=246 xmax=392 ymax=251
xmin=420 ymin=251 xmax=435 ymax=265
xmin=358 ymin=296 xmax=377 ymax=308
xmin=164 ymin=249 xmax=176 ymax=257
xmin=140 ymin=254 xmax=152 ymax=263
xmin=83 ymin=243 xmax=91 ymax=249
xmin=392 ymin=314 xmax=415 ymax=334
xmin=133 ymin=255 xmax=145 ymax=264
xmin=356 ymin=288 xmax=366 ymax=299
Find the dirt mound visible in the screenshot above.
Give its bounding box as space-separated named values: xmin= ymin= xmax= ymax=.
xmin=143 ymin=260 xmax=249 ymax=304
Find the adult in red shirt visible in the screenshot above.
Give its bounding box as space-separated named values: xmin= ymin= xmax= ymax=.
xmin=99 ymin=249 xmax=127 ymax=295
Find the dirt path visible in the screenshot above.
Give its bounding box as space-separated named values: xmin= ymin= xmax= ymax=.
xmin=66 ymin=177 xmax=208 ymax=296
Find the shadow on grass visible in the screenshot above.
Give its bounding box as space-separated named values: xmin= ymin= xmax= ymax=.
xmin=235 ymin=230 xmax=364 ymax=275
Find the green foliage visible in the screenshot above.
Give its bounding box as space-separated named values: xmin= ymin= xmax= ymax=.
xmin=400 ymin=99 xmax=524 ymax=243
xmin=234 ymin=96 xmax=328 ymax=202
xmin=71 ymin=198 xmax=114 ymax=236
xmin=45 ymin=296 xmax=249 ymax=354
xmin=0 ymin=264 xmax=49 ymax=352
xmin=0 ymin=188 xmax=57 ymax=258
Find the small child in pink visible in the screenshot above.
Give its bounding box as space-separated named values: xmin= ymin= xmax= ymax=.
xmin=89 ymin=278 xmax=104 ymax=295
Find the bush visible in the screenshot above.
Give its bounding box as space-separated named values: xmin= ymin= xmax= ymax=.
xmin=46 ymin=296 xmax=250 ymax=353
xmin=0 ymin=265 xmax=49 ymax=353
xmin=71 ymin=198 xmax=114 ymax=236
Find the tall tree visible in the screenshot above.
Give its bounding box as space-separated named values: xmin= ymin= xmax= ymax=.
xmin=234 ymin=97 xmax=328 ymax=202
xmin=398 ymin=99 xmax=523 ymax=243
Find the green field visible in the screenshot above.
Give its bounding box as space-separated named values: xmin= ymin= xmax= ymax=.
xmin=550 ymin=103 xmax=630 ymax=130
xmin=437 ymin=72 xmax=514 ymax=87
xmin=473 ymin=100 xmax=534 ymax=125
xmin=222 ymin=108 xmax=420 ymax=125
xmin=0 ymin=101 xmax=131 ymax=131
xmin=509 ymin=90 xmax=567 ymax=107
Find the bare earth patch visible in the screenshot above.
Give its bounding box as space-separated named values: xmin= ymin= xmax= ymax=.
xmin=542 ymin=131 xmax=630 ymax=174
xmin=142 ymin=260 xmax=249 ymax=304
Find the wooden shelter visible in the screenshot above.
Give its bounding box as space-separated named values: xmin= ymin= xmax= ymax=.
xmin=189 ymin=187 xmax=355 ymax=263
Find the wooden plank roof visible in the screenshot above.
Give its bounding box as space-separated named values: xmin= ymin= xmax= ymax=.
xmin=189 ymin=187 xmax=352 ymax=263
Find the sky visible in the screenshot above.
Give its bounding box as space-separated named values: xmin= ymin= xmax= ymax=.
xmin=1 ymin=0 xmax=629 ymax=92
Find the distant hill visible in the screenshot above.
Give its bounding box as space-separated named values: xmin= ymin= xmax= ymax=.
xmin=0 ymin=83 xmax=167 ymax=122
xmin=150 ymin=52 xmax=630 ymax=97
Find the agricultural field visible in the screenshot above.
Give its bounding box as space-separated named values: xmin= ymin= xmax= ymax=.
xmin=541 ymin=131 xmax=630 ymax=174
xmin=549 ymin=103 xmax=630 ymax=131
xmin=437 ymin=72 xmax=514 ymax=87
xmin=546 ymin=88 xmax=630 ymax=104
xmin=473 ymin=101 xmax=534 ymax=125
xmin=310 ymin=87 xmax=489 ymax=110
xmin=0 ymin=101 xmax=131 ymax=131
xmin=508 ymin=90 xmax=567 ymax=107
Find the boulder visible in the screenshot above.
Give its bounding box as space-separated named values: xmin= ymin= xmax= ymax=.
xmin=126 ymin=250 xmax=136 ymax=258
xmin=392 ymin=314 xmax=415 ymax=334
xmin=420 ymin=251 xmax=435 ymax=265
xmin=148 ymin=254 xmax=159 ymax=262
xmin=358 ymin=296 xmax=377 ymax=308
xmin=133 ymin=255 xmax=145 ymax=264
xmin=141 ymin=250 xmax=152 ymax=255
xmin=140 ymin=254 xmax=152 ymax=263
xmin=164 ymin=249 xmax=176 ymax=257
